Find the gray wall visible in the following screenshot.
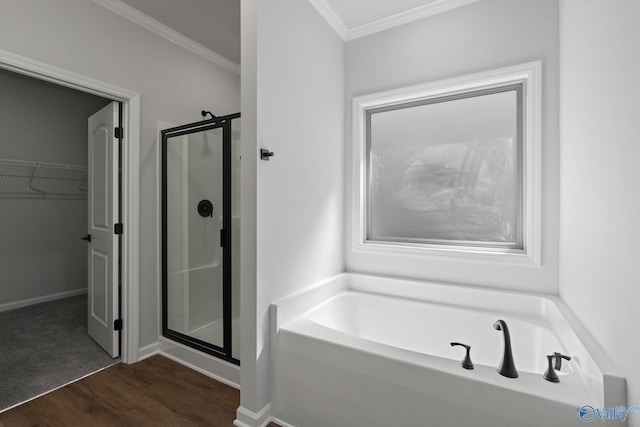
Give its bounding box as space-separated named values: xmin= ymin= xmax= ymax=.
xmin=239 ymin=0 xmax=346 ymax=414
xmin=0 ymin=0 xmax=240 ymax=349
xmin=559 ymin=0 xmax=640 ymax=422
xmin=0 ymin=68 xmax=110 ymax=307
xmin=345 ymin=0 xmax=560 ymax=294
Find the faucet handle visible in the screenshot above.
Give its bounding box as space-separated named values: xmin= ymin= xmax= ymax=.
xmin=450 ymin=342 xmax=474 ymax=370
xmin=552 ymin=352 xmax=571 ymax=370
xmin=544 ymin=353 xmax=571 ymax=383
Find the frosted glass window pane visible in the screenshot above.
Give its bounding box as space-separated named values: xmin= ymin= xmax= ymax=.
xmin=367 ymin=87 xmax=522 ymax=248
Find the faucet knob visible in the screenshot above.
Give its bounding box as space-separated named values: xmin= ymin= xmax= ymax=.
xmin=544 ymin=353 xmax=571 ymax=383
xmin=450 ymin=342 xmax=474 ymax=370
xmin=552 ymin=352 xmax=571 ymax=370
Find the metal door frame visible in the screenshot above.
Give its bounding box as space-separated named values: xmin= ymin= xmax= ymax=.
xmin=161 ymin=113 xmax=239 ymax=365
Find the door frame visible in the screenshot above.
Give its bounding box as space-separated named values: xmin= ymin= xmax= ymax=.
xmin=0 ymin=48 xmax=141 ymax=363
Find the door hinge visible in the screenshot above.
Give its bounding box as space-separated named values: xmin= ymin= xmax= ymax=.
xmin=114 ymin=127 xmax=123 ymax=139
xmin=114 ymin=223 xmax=124 ymax=235
xmin=114 ymin=318 xmax=123 ymax=331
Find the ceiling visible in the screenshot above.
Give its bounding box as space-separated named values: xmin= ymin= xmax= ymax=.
xmin=110 ymin=0 xmax=476 ymax=65
xmin=118 ymin=0 xmax=240 ymax=64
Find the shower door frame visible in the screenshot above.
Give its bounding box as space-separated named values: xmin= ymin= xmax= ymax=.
xmin=161 ymin=113 xmax=239 ymax=365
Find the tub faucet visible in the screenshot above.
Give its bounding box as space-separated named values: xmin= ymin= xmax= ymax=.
xmin=493 ymin=319 xmax=518 ymax=378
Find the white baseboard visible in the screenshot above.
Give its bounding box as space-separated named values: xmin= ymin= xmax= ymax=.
xmin=142 ymin=338 xmax=240 ymax=389
xmin=159 ymin=349 xmax=240 ymax=390
xmin=0 ymin=288 xmax=87 ymax=313
xmin=137 ymin=341 xmax=166 ymax=361
xmin=268 ymin=416 xmax=296 ymax=427
xmin=234 ymin=404 xmax=272 ymax=427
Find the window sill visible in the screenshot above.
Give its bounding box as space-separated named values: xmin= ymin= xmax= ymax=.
xmin=353 ymin=239 xmax=540 ymax=266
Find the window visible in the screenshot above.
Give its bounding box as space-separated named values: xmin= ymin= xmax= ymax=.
xmin=352 ymin=62 xmax=541 ymax=264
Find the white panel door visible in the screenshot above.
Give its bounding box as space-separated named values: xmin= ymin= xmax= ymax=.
xmin=87 ymin=102 xmax=119 ymax=358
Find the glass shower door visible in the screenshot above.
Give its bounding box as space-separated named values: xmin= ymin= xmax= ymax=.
xmin=162 ymin=118 xmax=236 ymax=363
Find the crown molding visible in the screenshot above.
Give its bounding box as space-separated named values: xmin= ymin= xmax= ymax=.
xmin=306 ymin=0 xmax=348 ymax=40
xmin=346 ymin=0 xmax=481 ymax=40
xmin=309 ymin=0 xmax=480 ymax=41
xmin=91 ymin=0 xmax=240 ymax=75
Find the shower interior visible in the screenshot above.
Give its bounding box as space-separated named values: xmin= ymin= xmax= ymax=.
xmin=162 ymin=113 xmax=240 ymax=364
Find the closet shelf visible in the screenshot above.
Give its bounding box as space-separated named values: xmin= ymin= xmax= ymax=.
xmin=0 ymin=158 xmax=88 ymax=199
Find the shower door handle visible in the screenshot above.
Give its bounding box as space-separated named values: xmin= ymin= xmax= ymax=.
xmin=80 ymin=234 xmax=92 ymax=242
xmin=220 ymin=229 xmax=226 ymax=247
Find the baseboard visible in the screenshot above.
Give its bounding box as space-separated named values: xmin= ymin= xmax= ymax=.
xmin=157 ymin=338 xmax=240 ymax=389
xmin=234 ymin=404 xmax=271 ymax=427
xmin=0 ymin=288 xmax=87 ymax=313
xmin=137 ymin=341 xmax=165 ymax=361
xmin=268 ymin=416 xmax=296 ymax=427
xmin=137 ymin=339 xmax=240 ymax=390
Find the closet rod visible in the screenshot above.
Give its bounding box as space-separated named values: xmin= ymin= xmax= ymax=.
xmin=0 ymin=158 xmax=88 ymax=199
xmin=0 ymin=158 xmax=87 ymax=171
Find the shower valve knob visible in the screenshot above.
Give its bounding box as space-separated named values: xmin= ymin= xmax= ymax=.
xmin=197 ymin=200 xmax=214 ymax=217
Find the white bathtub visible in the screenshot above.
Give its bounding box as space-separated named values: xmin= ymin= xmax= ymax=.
xmin=271 ymin=273 xmax=625 ymax=427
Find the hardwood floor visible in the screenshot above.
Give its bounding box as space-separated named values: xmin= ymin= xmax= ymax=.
xmin=0 ymin=355 xmax=281 ymax=427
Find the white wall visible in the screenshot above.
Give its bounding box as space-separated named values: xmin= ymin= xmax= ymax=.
xmin=239 ymin=0 xmax=345 ymax=416
xmin=559 ymin=0 xmax=640 ymax=423
xmin=0 ymin=0 xmax=240 ymax=349
xmin=345 ymin=0 xmax=560 ymax=294
xmin=0 ymin=69 xmax=109 ymax=307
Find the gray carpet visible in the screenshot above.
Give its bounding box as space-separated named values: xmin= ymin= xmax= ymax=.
xmin=0 ymin=295 xmax=119 ymax=411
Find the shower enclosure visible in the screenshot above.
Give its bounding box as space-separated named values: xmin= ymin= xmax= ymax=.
xmin=161 ymin=113 xmax=240 ymax=364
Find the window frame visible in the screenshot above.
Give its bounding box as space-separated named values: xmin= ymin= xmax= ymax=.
xmin=351 ymin=62 xmax=542 ymax=265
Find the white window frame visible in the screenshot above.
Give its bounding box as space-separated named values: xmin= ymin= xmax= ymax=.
xmin=351 ymin=61 xmax=542 ymax=266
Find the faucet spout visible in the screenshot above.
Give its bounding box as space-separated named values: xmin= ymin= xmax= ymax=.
xmin=493 ymin=319 xmax=518 ymax=378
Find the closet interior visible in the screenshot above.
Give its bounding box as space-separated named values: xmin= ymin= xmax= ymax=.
xmin=0 ymin=67 xmax=117 ymax=411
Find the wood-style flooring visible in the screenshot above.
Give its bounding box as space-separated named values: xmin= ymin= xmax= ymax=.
xmin=0 ymin=355 xmax=281 ymax=427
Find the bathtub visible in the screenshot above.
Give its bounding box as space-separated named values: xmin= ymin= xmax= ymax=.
xmin=271 ymin=273 xmax=625 ymax=427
